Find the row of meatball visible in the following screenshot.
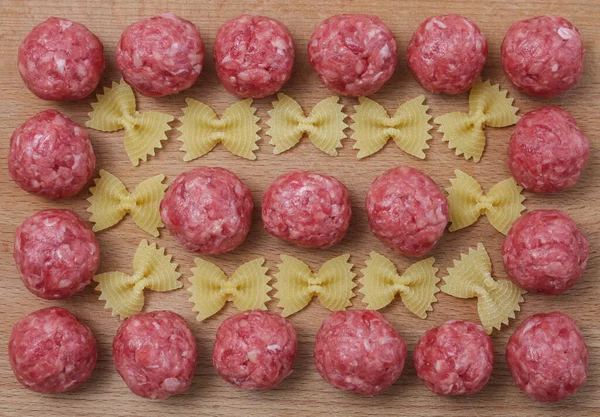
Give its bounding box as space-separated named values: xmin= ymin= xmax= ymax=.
xmin=9 ymin=307 xmax=589 ymax=403
xmin=13 ymin=166 xmax=588 ymax=304
xmin=18 ymin=12 xmax=584 ymax=101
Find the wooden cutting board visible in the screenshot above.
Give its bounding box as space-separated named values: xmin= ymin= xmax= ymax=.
xmin=1 ymin=0 xmax=598 ymax=416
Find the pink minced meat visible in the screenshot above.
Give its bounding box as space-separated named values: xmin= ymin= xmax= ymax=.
xmin=18 ymin=17 xmax=105 ymax=101
xmin=506 ymin=312 xmax=588 ymax=403
xmin=213 ymin=310 xmax=297 ymax=390
xmin=160 ymin=167 xmax=253 ymax=255
xmin=214 ymin=14 xmax=295 ymax=98
xmin=9 ymin=109 xmax=96 ymax=199
xmin=308 ymin=14 xmax=397 ymax=96
xmin=9 ymin=307 xmax=97 ymax=393
xmin=501 ymin=15 xmax=584 ymax=98
xmin=502 ymin=210 xmax=588 ymax=295
xmin=14 ymin=209 xmax=100 ymax=300
xmin=366 ymin=167 xmax=449 ymax=257
xmin=508 ymin=106 xmax=589 ymax=193
xmin=262 ymin=171 xmax=351 ymax=249
xmin=314 ymin=310 xmax=407 ymax=396
xmin=113 ymin=310 xmax=197 ymax=400
xmin=406 ymin=14 xmax=487 ymax=95
xmin=414 ymin=320 xmax=494 ymax=396
xmin=116 ymin=13 xmax=204 ymax=97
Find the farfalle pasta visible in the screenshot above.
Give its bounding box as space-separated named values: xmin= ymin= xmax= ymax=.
xmin=94 ymin=240 xmax=181 ymax=319
xmin=86 ymin=80 xmax=174 ymax=166
xmin=266 ymin=93 xmax=348 ymax=156
xmin=351 ymin=96 xmax=432 ymax=159
xmin=87 ymin=170 xmax=166 ymax=237
xmin=435 ymin=80 xmax=519 ymax=162
xmin=188 ymin=258 xmax=271 ymax=321
xmin=177 ymin=98 xmax=260 ymax=161
xmin=360 ymin=252 xmax=439 ymax=318
xmin=273 ymin=254 xmax=355 ymax=316
xmin=446 ymin=169 xmax=525 ymax=235
xmin=441 ymin=243 xmax=525 ymax=334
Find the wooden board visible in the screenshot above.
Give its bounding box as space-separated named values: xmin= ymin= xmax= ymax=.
xmin=1 ymin=0 xmax=599 ymax=415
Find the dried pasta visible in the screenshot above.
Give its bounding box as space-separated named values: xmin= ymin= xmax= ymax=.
xmin=178 ymin=98 xmax=260 ymax=161
xmin=441 ymin=243 xmax=525 ymax=333
xmin=273 ymin=254 xmax=356 ymax=317
xmin=94 ymin=240 xmax=181 ymax=319
xmin=187 ymin=258 xmax=271 ymax=321
xmin=87 ymin=169 xmax=166 ymax=237
xmin=266 ymin=93 xmax=348 ymax=156
xmin=86 ymin=80 xmax=174 ymax=166
xmin=435 ymin=80 xmax=519 ymax=162
xmin=446 ymin=169 xmax=525 ymax=234
xmin=351 ymin=96 xmax=432 ymax=159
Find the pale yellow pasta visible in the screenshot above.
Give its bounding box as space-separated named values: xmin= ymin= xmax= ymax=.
xmin=351 ymin=96 xmax=432 ymax=159
xmin=360 ymin=252 xmax=439 ymax=318
xmin=360 ymin=252 xmax=440 ymax=319
xmin=441 ymin=243 xmax=525 ymax=334
xmin=178 ymin=98 xmax=260 ymax=161
xmin=187 ymin=258 xmax=271 ymax=321
xmin=435 ymin=79 xmax=519 ymax=162
xmin=87 ymin=169 xmax=166 ymax=237
xmin=86 ymin=80 xmax=174 ymax=166
xmin=446 ymin=169 xmax=525 ymax=235
xmin=94 ymin=240 xmax=181 ymax=319
xmin=273 ymin=254 xmax=356 ymax=317
xmin=266 ymin=93 xmax=348 ymax=156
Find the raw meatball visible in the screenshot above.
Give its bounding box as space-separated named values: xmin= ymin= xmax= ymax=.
xmin=18 ymin=17 xmax=105 ymax=101
xmin=506 ymin=312 xmax=588 ymax=402
xmin=113 ymin=310 xmax=197 ymax=399
xmin=160 ymin=167 xmax=253 ymax=254
xmin=414 ymin=320 xmax=494 ymax=396
xmin=9 ymin=307 xmax=97 ymax=393
xmin=501 ymin=16 xmax=584 ymax=98
xmin=213 ymin=310 xmax=297 ymax=390
xmin=308 ymin=14 xmax=397 ymax=96
xmin=9 ymin=110 xmax=96 ymax=199
xmin=314 ymin=310 xmax=407 ymax=396
xmin=214 ymin=14 xmax=295 ymax=98
xmin=116 ymin=13 xmax=204 ymax=97
xmin=14 ymin=209 xmax=100 ymax=300
xmin=366 ymin=167 xmax=449 ymax=257
xmin=508 ymin=107 xmax=589 ymax=193
xmin=502 ymin=210 xmax=588 ymax=295
xmin=406 ymin=14 xmax=487 ymax=94
xmin=262 ymin=171 xmax=351 ymax=249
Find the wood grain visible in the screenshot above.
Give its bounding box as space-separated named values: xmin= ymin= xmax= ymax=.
xmin=1 ymin=1 xmax=599 ymax=416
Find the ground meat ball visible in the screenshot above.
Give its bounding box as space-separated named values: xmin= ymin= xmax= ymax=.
xmin=501 ymin=16 xmax=584 ymax=98
xmin=213 ymin=310 xmax=297 ymax=390
xmin=214 ymin=15 xmax=295 ymax=98
xmin=262 ymin=171 xmax=351 ymax=249
xmin=502 ymin=210 xmax=588 ymax=295
xmin=9 ymin=110 xmax=96 ymax=199
xmin=314 ymin=310 xmax=407 ymax=396
xmin=116 ymin=13 xmax=204 ymax=97
xmin=18 ymin=17 xmax=105 ymax=101
xmin=406 ymin=14 xmax=487 ymax=94
xmin=9 ymin=307 xmax=97 ymax=393
xmin=508 ymin=107 xmax=589 ymax=193
xmin=113 ymin=310 xmax=197 ymax=399
xmin=308 ymin=14 xmax=397 ymax=96
xmin=14 ymin=209 xmax=100 ymax=300
xmin=506 ymin=312 xmax=588 ymax=402
xmin=160 ymin=167 xmax=253 ymax=254
xmin=366 ymin=167 xmax=449 ymax=257
xmin=414 ymin=320 xmax=494 ymax=396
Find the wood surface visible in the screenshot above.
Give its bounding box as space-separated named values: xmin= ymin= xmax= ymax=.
xmin=0 ymin=0 xmax=599 ymax=416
